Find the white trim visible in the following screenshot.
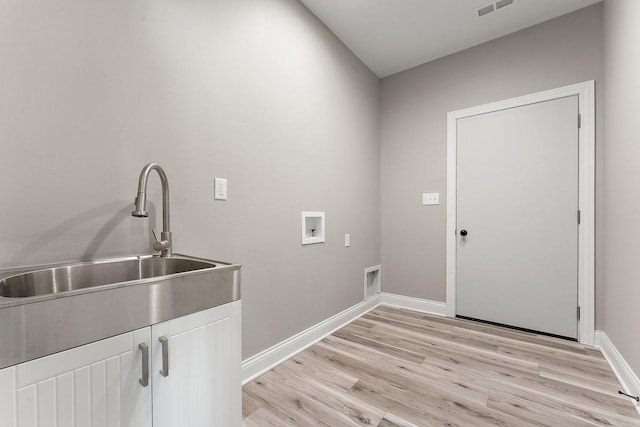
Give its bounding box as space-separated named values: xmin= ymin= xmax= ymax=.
xmin=595 ymin=330 xmax=640 ymax=415
xmin=446 ymin=81 xmax=596 ymax=345
xmin=241 ymin=295 xmax=381 ymax=384
xmin=381 ymin=293 xmax=446 ymax=317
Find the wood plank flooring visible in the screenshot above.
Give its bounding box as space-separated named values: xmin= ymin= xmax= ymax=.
xmin=243 ymin=306 xmax=640 ymax=426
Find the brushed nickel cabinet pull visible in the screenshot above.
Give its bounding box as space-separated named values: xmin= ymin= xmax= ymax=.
xmin=159 ymin=336 xmax=169 ymax=377
xmin=138 ymin=343 xmax=149 ymax=387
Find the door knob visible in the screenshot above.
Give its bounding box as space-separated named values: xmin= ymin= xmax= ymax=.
xmin=460 ymin=229 xmax=468 ymax=236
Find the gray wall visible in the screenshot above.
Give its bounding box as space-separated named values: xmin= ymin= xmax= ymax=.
xmin=602 ymin=0 xmax=640 ymax=374
xmin=379 ymin=5 xmax=605 ymax=322
xmin=0 ymin=0 xmax=380 ymax=359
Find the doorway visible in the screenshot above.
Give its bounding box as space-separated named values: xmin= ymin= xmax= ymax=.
xmin=445 ymin=82 xmax=595 ymax=344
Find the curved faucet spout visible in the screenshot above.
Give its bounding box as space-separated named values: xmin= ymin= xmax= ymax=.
xmin=132 ymin=163 xmax=172 ymax=257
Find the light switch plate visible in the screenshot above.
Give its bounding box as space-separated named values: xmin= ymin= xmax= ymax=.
xmin=422 ymin=193 xmax=439 ymax=206
xmin=345 ymin=234 xmax=351 ymax=247
xmin=214 ymin=178 xmax=227 ymax=200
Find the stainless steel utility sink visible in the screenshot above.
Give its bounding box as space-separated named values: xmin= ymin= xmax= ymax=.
xmin=0 ymin=254 xmax=240 ymax=369
xmin=0 ymin=257 xmax=215 ymax=298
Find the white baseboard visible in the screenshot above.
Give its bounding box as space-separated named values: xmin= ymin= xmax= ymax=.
xmin=241 ymin=295 xmax=382 ymax=385
xmin=595 ymin=330 xmax=640 ymax=415
xmin=241 ymin=293 xmax=447 ymax=385
xmin=381 ymin=293 xmax=447 ymax=316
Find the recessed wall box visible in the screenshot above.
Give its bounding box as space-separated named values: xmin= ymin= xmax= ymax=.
xmin=301 ymin=211 xmax=325 ymax=245
xmin=364 ymin=265 xmax=381 ymax=300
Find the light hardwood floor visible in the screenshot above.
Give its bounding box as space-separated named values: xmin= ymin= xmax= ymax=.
xmin=243 ymin=305 xmax=640 ymax=426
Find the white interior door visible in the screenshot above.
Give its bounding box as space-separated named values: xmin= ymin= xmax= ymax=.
xmin=456 ymin=95 xmax=579 ymax=339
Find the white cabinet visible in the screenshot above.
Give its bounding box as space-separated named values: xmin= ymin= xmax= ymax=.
xmin=0 ymin=328 xmax=152 ymax=427
xmin=0 ymin=301 xmax=240 ymax=427
xmin=152 ymin=301 xmax=241 ymax=427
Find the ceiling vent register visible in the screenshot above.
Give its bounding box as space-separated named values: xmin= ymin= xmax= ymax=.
xmin=476 ymin=0 xmax=516 ymax=17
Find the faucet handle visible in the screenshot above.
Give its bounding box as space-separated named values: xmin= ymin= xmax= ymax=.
xmin=152 ymin=228 xmax=170 ymax=253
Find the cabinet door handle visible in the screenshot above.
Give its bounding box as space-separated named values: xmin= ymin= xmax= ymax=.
xmin=138 ymin=343 xmax=149 ymax=387
xmin=159 ymin=336 xmax=169 ymax=377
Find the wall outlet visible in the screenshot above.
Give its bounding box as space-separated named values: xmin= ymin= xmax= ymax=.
xmin=214 ymin=178 xmax=227 ymax=200
xmin=422 ymin=192 xmax=439 ymax=206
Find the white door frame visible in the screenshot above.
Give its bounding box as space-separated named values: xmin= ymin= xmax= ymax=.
xmin=446 ymin=81 xmax=595 ymax=345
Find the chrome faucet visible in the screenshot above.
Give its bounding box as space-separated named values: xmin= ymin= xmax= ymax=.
xmin=132 ymin=163 xmax=172 ymax=257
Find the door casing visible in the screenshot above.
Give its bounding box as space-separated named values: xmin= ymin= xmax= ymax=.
xmin=445 ymin=81 xmax=595 ymax=345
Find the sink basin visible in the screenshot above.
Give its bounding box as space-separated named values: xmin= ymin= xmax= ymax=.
xmin=0 ymin=254 xmax=240 ymax=369
xmin=0 ymin=257 xmax=215 ymax=298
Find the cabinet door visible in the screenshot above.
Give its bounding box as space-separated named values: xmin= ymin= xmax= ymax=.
xmin=0 ymin=328 xmax=152 ymax=427
xmin=152 ymin=301 xmax=241 ymax=427
xmin=0 ymin=365 xmax=17 ymax=426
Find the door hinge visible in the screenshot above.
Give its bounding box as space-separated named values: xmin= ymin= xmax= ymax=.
xmin=578 ymin=114 xmax=582 ymax=129
xmin=577 ymin=306 xmax=581 ymax=320
xmin=577 ymin=210 xmax=581 ymax=225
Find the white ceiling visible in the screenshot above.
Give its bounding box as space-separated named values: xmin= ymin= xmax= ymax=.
xmin=299 ymin=0 xmax=601 ymax=78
